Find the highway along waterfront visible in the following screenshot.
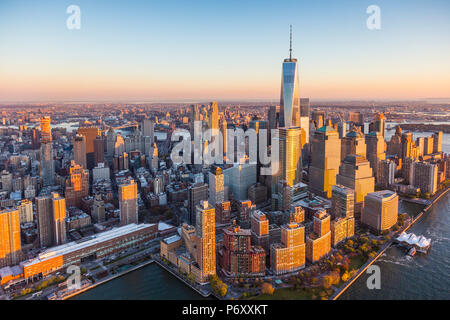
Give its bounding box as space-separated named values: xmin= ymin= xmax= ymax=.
xmin=339 ymin=190 xmax=450 ymax=300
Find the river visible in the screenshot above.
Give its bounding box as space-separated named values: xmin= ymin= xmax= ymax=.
xmin=340 ymin=191 xmax=450 ymax=300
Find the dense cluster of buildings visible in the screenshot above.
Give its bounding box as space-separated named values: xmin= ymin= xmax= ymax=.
xmin=0 ymin=37 xmax=448 ymax=290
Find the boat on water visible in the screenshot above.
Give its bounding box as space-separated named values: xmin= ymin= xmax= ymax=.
xmin=395 ymin=232 xmax=431 ymax=254
xmin=407 ymin=247 xmax=416 ymax=257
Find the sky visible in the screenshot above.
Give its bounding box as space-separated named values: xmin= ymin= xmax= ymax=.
xmin=0 ymin=0 xmax=449 ymax=102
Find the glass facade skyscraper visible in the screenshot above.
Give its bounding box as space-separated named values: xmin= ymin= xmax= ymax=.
xmin=280 ymin=59 xmax=300 ymax=128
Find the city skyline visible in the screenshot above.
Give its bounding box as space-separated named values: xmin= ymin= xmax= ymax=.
xmin=1 ymin=0 xmax=450 ymax=102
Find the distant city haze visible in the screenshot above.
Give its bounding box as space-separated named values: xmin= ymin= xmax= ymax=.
xmin=0 ymin=0 xmax=449 ymax=102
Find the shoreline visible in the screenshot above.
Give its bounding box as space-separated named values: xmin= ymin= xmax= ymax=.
xmin=330 ymin=186 xmax=450 ymax=300
xmin=61 ymin=259 xmax=155 ymax=300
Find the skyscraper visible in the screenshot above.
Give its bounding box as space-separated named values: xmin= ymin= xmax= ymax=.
xmin=309 ymin=125 xmax=341 ymax=198
xmin=188 ymin=183 xmax=209 ymax=224
xmin=195 ymin=201 xmax=216 ymax=283
xmin=365 ymin=131 xmax=386 ymax=182
xmin=119 ymin=178 xmax=138 ymax=226
xmin=39 ymin=116 xmax=55 ymax=187
xmin=0 ymin=208 xmax=21 ymax=267
xmin=273 ymin=127 xmax=302 ymax=194
xmin=93 ymin=135 xmax=105 ymax=166
xmin=208 ymin=165 xmax=225 ymax=206
xmin=279 ymin=26 xmax=300 ymax=128
xmin=36 ymin=195 xmax=53 ymax=247
xmin=336 ymin=154 xmax=375 ymax=216
xmin=77 ymin=126 xmax=100 ymax=169
xmin=51 ymin=192 xmax=67 ymax=246
xmin=141 ymin=118 xmax=155 ymax=143
xmin=73 ymin=134 xmax=87 ymax=169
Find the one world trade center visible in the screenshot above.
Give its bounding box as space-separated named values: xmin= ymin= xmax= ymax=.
xmin=279 ymin=25 xmax=300 ymax=128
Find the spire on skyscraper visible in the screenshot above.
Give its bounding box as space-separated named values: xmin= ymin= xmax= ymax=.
xmin=289 ymin=24 xmax=293 ymax=61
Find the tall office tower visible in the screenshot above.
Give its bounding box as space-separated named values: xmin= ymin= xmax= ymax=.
xmin=306 ymin=209 xmax=331 ymax=262
xmin=39 ymin=116 xmax=55 ymax=187
xmin=73 ymin=134 xmax=87 ymax=169
xmin=432 ymin=131 xmax=443 ymax=153
xmin=402 ymin=157 xmax=416 ymax=185
xmin=220 ymin=223 xmax=266 ymax=277
xmin=220 ymin=118 xmax=228 ymax=160
xmin=365 ymin=131 xmax=386 ymax=182
xmin=309 ymin=125 xmax=341 ymax=198
xmin=51 ymin=192 xmax=67 ymax=246
xmin=65 ymin=161 xmax=89 ymax=208
xmin=277 ymin=180 xmax=292 ymax=211
xmin=77 ymin=126 xmax=100 ymax=169
xmin=331 ymin=184 xmax=355 ymax=219
xmin=93 ymin=135 xmax=105 ymax=166
xmin=300 ymin=98 xmax=310 ymax=117
xmin=413 ymin=162 xmax=438 ymax=195
xmin=341 ymin=126 xmax=366 ymax=161
xmin=92 ymin=194 xmax=106 ymax=223
xmin=223 ymin=162 xmax=257 ymax=201
xmin=0 ymin=208 xmax=21 ymax=267
xmin=36 ymin=195 xmax=53 ymax=247
xmin=208 ymin=166 xmax=224 ymax=206
xmin=279 ymin=26 xmax=300 ymax=128
xmin=32 ymin=128 xmax=40 ymax=149
xmin=188 ymin=183 xmax=209 ymax=224
xmin=149 ymin=143 xmax=159 ymax=171
xmin=271 ymin=222 xmax=305 ymax=275
xmin=416 ymin=137 xmax=425 ymax=157
xmin=251 ymin=210 xmax=270 ymax=253
xmin=268 ymin=105 xmax=280 ymax=142
xmin=118 ymin=178 xmax=138 ymax=226
xmin=208 ymin=101 xmax=219 ymax=131
xmin=248 ymin=182 xmax=268 ymax=206
xmin=106 ymin=127 xmax=116 ymax=161
xmin=387 ymin=126 xmax=402 ymax=156
xmin=401 ymin=132 xmax=414 ymax=159
xmin=273 ymin=127 xmax=302 ymax=195
xmin=18 ymin=199 xmax=33 ymax=224
xmin=215 ymin=201 xmax=231 ymax=224
xmin=368 ymin=113 xmax=385 ymax=137
xmin=424 ymin=136 xmax=434 ymax=155
xmin=190 ymin=104 xmax=201 ymax=138
xmin=379 ymin=159 xmax=396 ymax=188
xmin=195 ymin=201 xmax=216 ymax=283
xmin=141 ymin=118 xmax=155 ymax=143
xmin=311 ymin=110 xmax=325 ymax=129
xmin=330 ymin=185 xmax=355 ymax=246
xmin=337 ymin=121 xmax=347 ymax=139
xmin=238 ymin=200 xmax=255 ymax=229
xmin=336 ymin=155 xmax=375 ymax=216
xmin=362 ymin=190 xmax=398 ymax=232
